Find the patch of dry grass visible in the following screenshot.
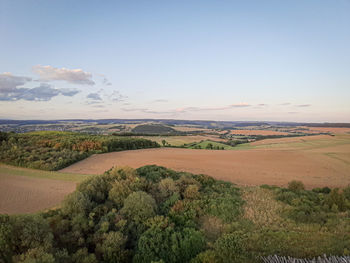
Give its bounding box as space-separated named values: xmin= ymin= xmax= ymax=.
xmin=242 ymin=187 xmax=286 ymax=228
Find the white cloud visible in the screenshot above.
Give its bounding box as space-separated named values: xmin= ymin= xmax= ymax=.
xmin=33 ymin=65 xmax=95 ymax=85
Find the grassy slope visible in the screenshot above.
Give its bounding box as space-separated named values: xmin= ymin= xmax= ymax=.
xmin=0 ymin=163 xmax=90 ymax=182
xmin=188 ymin=140 xmax=236 ymax=150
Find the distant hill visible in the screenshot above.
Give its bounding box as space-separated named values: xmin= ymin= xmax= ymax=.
xmin=131 ymin=124 xmax=176 ymax=134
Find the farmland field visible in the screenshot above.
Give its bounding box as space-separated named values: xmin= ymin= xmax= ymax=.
xmin=187 ymin=140 xmax=236 ymax=149
xmin=61 ymin=134 xmax=350 ymax=189
xmin=0 ymin=164 xmax=89 ymax=214
xmin=230 ymin=129 xmax=291 ymax=135
xmin=134 ymin=135 xmax=226 ymax=146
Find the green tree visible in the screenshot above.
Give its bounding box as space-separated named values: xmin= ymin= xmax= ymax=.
xmin=205 ymin=143 xmax=213 ymax=149
xmin=61 ymin=191 xmax=93 ymax=216
xmin=11 ymin=214 xmax=53 ymax=255
xmin=158 ymin=178 xmax=178 ymax=200
xmin=121 ymin=191 xmax=157 ymax=223
xmin=97 ymin=231 xmax=129 ymax=263
xmin=15 ymin=247 xmax=55 ymax=263
xmin=134 ymin=226 xmax=205 ymax=263
xmin=0 ymin=215 xmax=13 ymax=263
xmin=71 ymin=248 xmax=98 ymax=263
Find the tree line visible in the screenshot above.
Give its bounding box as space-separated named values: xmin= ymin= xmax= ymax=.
xmin=0 ymin=131 xmax=159 ymax=170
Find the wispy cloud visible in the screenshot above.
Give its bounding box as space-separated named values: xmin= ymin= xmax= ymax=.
xmin=33 ymin=65 xmax=95 ymax=85
xmin=176 ymin=103 xmax=251 ymax=113
xmin=279 ymin=102 xmax=291 ymax=106
xmin=60 ymin=88 xmax=80 ymax=96
xmin=153 ymin=99 xmax=168 ymax=103
xmin=296 ymin=104 xmax=311 ymax=107
xmin=121 ymin=108 xmax=175 ymax=115
xmin=87 ymin=92 xmax=102 ymax=101
xmin=92 ymin=105 xmax=105 ymax=108
xmin=121 ymin=103 xmax=252 ymax=115
xmin=110 ymin=90 xmax=127 ymax=102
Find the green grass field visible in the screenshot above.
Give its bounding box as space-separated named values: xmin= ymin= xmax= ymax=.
xmin=187 ymin=140 xmax=236 ymax=150
xmin=0 ymin=163 xmax=90 ymax=182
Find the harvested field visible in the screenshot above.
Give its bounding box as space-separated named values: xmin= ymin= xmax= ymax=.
xmin=0 ymin=173 xmax=76 ymax=214
xmin=0 ymin=164 xmax=88 ymax=214
xmin=61 ymin=134 xmax=350 ymax=189
xmin=230 ymin=129 xmax=290 ymax=136
xmin=301 ymin=126 xmax=350 ymax=134
xmin=249 ymin=134 xmax=333 ymax=147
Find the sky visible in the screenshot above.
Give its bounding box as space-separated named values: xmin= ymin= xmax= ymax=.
xmin=0 ymin=0 xmax=349 ymax=122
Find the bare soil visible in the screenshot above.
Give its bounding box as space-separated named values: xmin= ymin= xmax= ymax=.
xmin=0 ymin=173 xmax=76 ymax=214
xmin=60 ymin=146 xmax=350 ymax=189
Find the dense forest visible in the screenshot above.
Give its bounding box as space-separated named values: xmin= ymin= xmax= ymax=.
xmin=1 ymin=166 xmax=350 ymax=263
xmin=0 ymin=131 xmax=159 ymax=170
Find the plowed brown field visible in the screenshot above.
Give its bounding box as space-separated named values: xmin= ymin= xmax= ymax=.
xmin=61 ymin=135 xmax=350 ymax=189
xmin=0 ymin=173 xmax=76 ymax=214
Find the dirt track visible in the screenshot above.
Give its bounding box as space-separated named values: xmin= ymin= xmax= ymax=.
xmin=60 ymin=147 xmax=350 ymax=189
xmin=0 ymin=173 xmax=76 ymax=214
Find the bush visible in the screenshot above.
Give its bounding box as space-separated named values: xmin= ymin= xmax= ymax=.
xmin=312 ymin=187 xmax=331 ymax=194
xmin=287 ymin=180 xmax=305 ymax=191
xmin=214 ymin=232 xmax=249 ymax=263
xmin=0 ymin=215 xmax=13 ymax=263
xmin=344 ymin=185 xmax=350 ymax=200
xmin=324 ymin=188 xmax=347 ymax=212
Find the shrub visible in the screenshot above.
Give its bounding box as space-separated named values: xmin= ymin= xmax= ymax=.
xmin=0 ymin=215 xmax=13 ymax=263
xmin=312 ymin=187 xmax=331 ymax=194
xmin=214 ymin=232 xmax=248 ymax=263
xmin=325 ymin=188 xmax=347 ymax=212
xmin=287 ymin=180 xmax=305 ymax=191
xmin=344 ymin=185 xmax=350 ymax=200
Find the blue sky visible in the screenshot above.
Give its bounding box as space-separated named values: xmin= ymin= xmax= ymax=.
xmin=0 ymin=0 xmax=349 ymax=122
